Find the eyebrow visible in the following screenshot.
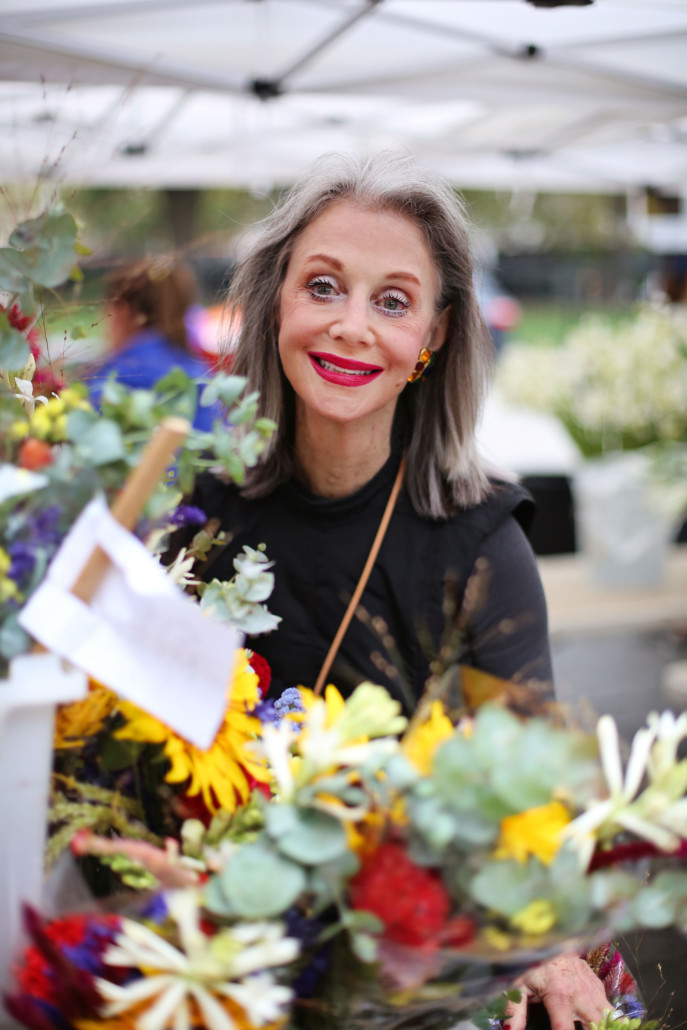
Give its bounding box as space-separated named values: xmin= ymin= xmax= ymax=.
xmin=303 ymin=253 xmax=422 ymax=286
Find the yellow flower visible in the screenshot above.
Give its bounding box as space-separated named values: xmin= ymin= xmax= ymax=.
xmin=296 ymin=684 xmax=346 ymax=726
xmin=481 ymin=926 xmax=512 ymax=951
xmin=115 ymin=650 xmax=271 ymax=813
xmin=29 ymin=404 xmax=52 ymax=438
xmin=495 ymin=800 xmax=571 ymax=866
xmin=0 ymin=548 xmax=10 ymax=576
xmin=45 ymin=396 xmax=65 ymax=418
xmin=402 ymin=700 xmax=454 ymax=774
xmin=510 ymin=898 xmax=557 ymax=936
xmin=9 ymin=419 xmax=29 ymax=440
xmin=53 ymin=413 xmax=68 ymax=440
xmin=60 ymin=387 xmax=93 ymax=412
xmin=0 ymin=577 xmax=21 ymax=602
xmin=54 ymin=680 xmax=118 ymax=749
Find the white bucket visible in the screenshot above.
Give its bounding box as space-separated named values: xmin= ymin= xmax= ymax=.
xmin=0 ymin=653 xmax=86 ymax=1025
xmin=573 ymin=451 xmax=670 ymax=587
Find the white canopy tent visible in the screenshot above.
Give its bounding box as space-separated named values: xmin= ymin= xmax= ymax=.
xmin=0 ymin=0 xmax=687 ymax=192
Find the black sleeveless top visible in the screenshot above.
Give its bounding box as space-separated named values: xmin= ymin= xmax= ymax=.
xmin=191 ymin=451 xmax=552 ymax=710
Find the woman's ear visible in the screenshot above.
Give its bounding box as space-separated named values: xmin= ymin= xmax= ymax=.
xmin=430 ymin=306 xmax=451 ymax=353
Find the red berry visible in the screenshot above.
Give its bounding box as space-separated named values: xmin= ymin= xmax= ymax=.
xmin=18 ymin=438 xmax=53 ymax=470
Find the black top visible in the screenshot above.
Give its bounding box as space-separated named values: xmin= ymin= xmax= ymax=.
xmin=189 ymin=449 xmax=553 ymax=711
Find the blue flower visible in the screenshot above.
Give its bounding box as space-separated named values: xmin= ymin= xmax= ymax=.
xmin=169 ymin=504 xmax=206 ymax=528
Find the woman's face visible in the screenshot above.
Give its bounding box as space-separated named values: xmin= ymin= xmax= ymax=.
xmin=278 ymin=199 xmax=449 ymax=437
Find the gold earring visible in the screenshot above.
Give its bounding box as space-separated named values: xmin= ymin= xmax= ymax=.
xmin=408 ymin=347 xmax=435 ymax=383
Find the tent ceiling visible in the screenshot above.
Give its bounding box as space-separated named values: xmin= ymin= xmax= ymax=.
xmin=1 ymin=0 xmax=687 ymax=191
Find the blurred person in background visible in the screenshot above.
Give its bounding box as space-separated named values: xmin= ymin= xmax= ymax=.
xmin=87 ymin=256 xmax=215 ymax=430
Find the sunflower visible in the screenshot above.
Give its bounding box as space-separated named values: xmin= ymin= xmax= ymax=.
xmin=114 ymin=650 xmax=271 ymax=813
xmin=54 ymin=680 xmax=118 ymax=749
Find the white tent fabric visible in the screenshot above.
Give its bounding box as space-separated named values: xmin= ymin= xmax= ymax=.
xmin=1 ymin=0 xmax=687 ymax=191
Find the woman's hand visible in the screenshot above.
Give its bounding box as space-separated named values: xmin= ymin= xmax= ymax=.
xmin=505 ymin=952 xmax=610 ymax=1030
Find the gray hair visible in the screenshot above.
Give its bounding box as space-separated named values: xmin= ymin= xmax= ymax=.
xmin=227 ymin=151 xmax=494 ymax=518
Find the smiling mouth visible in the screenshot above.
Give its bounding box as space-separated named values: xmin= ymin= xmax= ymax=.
xmin=308 ymin=352 xmax=383 ymax=388
xmin=309 ymin=351 xmax=382 ymax=374
xmin=317 ymin=358 xmax=373 ymax=376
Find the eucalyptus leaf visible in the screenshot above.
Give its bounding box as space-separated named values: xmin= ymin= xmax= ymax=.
xmin=0 ymin=311 xmax=31 ymax=372
xmin=277 ymin=809 xmax=349 ymax=866
xmin=350 ymin=933 xmax=378 ymax=963
xmin=264 ymin=803 xmax=299 ymax=839
xmin=127 ymin=389 xmax=157 ymax=427
xmin=12 ymin=211 xmax=80 ymax=288
xmin=200 ymin=374 xmax=247 ymax=409
xmin=221 ymin=841 xmax=306 ymax=918
xmin=630 ymin=871 xmax=687 ymax=929
xmin=470 ymin=859 xmax=545 ymax=918
xmin=153 ymin=368 xmax=197 ymax=419
xmin=342 ymin=909 xmax=384 ymax=934
xmin=0 ymin=613 xmax=32 ymax=660
xmin=66 ymin=407 xmax=97 ymax=442
xmin=0 ymin=248 xmax=30 ymax=293
xmin=75 ymin=419 xmax=125 ymax=465
xmin=203 ymin=874 xmax=236 ymax=918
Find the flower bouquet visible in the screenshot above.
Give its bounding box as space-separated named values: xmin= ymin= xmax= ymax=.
xmin=0 ymin=200 xmax=281 ymax=1009
xmin=8 ymin=672 xmax=687 ymax=1030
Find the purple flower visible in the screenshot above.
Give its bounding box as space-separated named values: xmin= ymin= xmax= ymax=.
xmin=138 ymin=892 xmax=169 ymax=924
xmin=27 ymin=505 xmax=62 ymax=547
xmin=169 ymin=505 xmax=206 ymax=528
xmin=274 ymin=687 xmax=305 ymax=718
xmin=614 ymin=994 xmax=645 ymax=1019
xmin=8 ymin=541 xmax=37 ymax=582
xmin=250 ymin=699 xmax=280 ymax=726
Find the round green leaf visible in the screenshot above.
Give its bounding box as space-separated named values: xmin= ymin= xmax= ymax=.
xmin=277 ymin=809 xmax=349 ymax=866
xmin=221 ymin=842 xmax=306 ymax=918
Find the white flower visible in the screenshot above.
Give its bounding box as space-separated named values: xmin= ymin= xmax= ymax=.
xmin=222 ymin=973 xmax=293 ymax=1027
xmin=565 ymin=711 xmax=687 ymax=864
xmin=254 ymin=720 xmax=297 ymax=800
xmin=14 ymin=376 xmax=48 ymax=416
xmin=97 ymin=890 xmax=298 ymax=1030
xmin=164 ymin=546 xmax=199 ymax=588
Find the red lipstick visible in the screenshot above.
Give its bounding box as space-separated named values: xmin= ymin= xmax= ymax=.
xmin=308 ymin=351 xmax=382 ymax=387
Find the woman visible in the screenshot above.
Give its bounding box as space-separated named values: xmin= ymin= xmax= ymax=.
xmin=87 ymin=257 xmax=214 ymax=431
xmin=188 ymin=153 xmax=610 ymax=1029
xmin=194 ymin=153 xmax=552 ymax=706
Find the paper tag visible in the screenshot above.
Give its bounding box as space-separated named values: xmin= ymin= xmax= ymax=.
xmin=19 ymin=496 xmax=242 ymax=749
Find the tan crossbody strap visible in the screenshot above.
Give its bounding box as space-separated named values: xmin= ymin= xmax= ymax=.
xmin=313 ymin=453 xmax=407 ymax=697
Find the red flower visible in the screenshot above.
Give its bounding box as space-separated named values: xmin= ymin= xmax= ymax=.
xmin=248 ymin=651 xmax=271 ymax=696
xmin=349 ymin=841 xmax=450 ymax=946
xmin=8 ymin=304 xmax=40 ymax=347
xmin=4 ymin=304 xmax=65 ymax=392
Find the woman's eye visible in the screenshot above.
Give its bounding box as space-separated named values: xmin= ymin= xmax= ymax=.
xmin=307 ymin=277 xmax=338 ymax=298
xmin=379 ymin=291 xmax=409 ymax=314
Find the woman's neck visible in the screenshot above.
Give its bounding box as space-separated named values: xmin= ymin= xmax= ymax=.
xmin=293 ymin=414 xmax=393 ymax=498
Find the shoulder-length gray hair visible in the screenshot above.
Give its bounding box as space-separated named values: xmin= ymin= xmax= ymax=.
xmin=227 ymin=151 xmax=494 ymax=518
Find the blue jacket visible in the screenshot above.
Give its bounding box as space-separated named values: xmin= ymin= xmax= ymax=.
xmin=87 ymin=329 xmax=214 ymax=431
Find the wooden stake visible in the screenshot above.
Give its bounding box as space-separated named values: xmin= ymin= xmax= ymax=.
xmin=70 ymin=416 xmax=190 ymax=604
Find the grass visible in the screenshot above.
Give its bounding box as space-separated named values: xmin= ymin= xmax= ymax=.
xmin=514 ymin=301 xmax=636 ymax=348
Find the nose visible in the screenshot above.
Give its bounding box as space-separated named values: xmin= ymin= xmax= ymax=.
xmin=328 ymin=294 xmax=374 ymax=347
